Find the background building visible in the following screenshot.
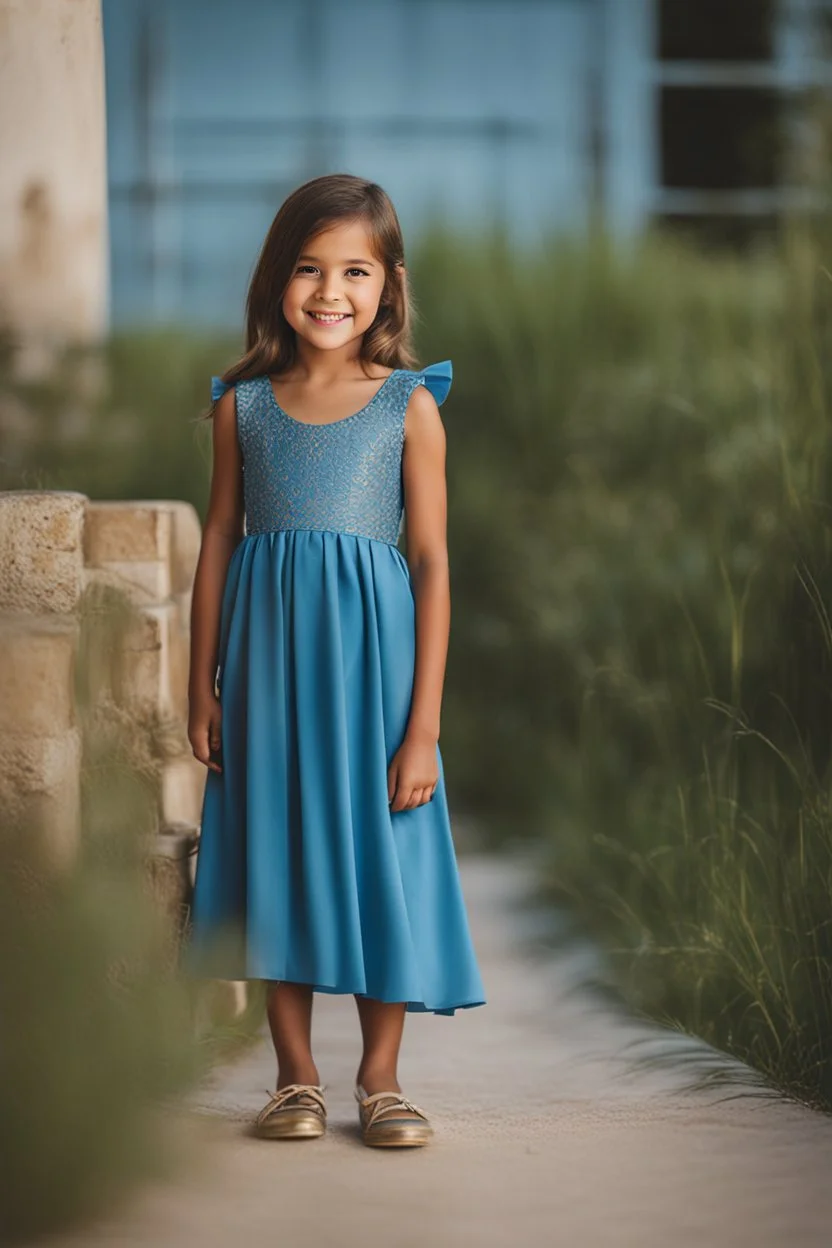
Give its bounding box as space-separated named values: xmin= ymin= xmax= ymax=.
xmin=102 ymin=0 xmax=832 ymax=328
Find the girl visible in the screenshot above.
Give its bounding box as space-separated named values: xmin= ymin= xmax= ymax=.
xmin=186 ymin=173 xmax=486 ymax=1149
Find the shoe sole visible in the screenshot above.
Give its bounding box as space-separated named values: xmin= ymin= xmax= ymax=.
xmin=361 ymin=1126 xmax=433 ymax=1148
xmin=254 ymin=1111 xmax=326 ymax=1140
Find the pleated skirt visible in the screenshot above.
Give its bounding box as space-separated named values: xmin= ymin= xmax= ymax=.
xmin=186 ymin=527 xmax=486 ymax=1015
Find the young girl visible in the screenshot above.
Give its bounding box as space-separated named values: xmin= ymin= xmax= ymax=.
xmin=186 ymin=172 xmax=486 ymax=1149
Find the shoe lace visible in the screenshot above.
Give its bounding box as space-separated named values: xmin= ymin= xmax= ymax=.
xmin=354 ymin=1088 xmax=430 ymax=1128
xmin=256 ymin=1083 xmax=327 ymax=1126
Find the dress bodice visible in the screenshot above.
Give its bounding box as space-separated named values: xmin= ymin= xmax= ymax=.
xmin=210 ymin=362 xmax=452 ymax=546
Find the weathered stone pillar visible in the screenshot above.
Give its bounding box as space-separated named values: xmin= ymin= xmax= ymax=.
xmin=0 ymin=0 xmax=109 ymax=376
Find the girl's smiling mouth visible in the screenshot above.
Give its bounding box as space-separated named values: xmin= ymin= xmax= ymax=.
xmin=307 ymin=311 xmax=351 ymax=324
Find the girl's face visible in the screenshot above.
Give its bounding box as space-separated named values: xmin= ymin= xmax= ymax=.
xmin=282 ymin=219 xmax=389 ymax=352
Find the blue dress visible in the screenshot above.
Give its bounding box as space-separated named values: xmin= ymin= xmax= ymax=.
xmin=187 ymin=361 xmax=486 ymax=1015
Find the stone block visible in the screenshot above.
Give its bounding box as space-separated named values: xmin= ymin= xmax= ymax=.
xmin=170 ymin=619 xmax=193 ymax=726
xmin=83 ymin=560 xmax=171 ymax=604
xmin=84 ymin=499 xmax=173 ymax=565
xmin=173 ymin=587 xmax=192 ymax=631
xmin=84 ymin=500 xmax=173 ymax=603
xmin=161 ymin=756 xmax=206 ymax=827
xmin=167 ymin=501 xmax=202 ymax=594
xmin=118 ymin=601 xmax=177 ymax=720
xmin=0 ymin=613 xmax=78 ymax=734
xmin=0 ymin=491 xmax=86 ymax=613
xmin=0 ymin=727 xmax=81 ymax=865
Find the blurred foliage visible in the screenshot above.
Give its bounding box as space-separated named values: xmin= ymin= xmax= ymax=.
xmin=0 ymin=327 xmax=229 ymax=512
xmin=0 ymin=820 xmax=195 ymax=1243
xmin=3 ymin=214 xmax=832 ymax=1110
xmin=0 ymin=580 xmax=263 ymax=1244
xmin=421 ymin=219 xmax=832 ymax=1110
xmin=443 ymin=220 xmax=832 ymax=1111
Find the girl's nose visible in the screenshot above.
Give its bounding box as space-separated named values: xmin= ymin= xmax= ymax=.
xmin=318 ymin=275 xmax=344 ymax=302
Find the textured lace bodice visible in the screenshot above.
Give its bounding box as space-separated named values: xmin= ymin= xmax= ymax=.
xmin=210 ymin=362 xmax=452 ymax=546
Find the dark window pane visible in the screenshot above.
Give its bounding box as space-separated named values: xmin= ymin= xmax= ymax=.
xmin=659 ymin=0 xmax=775 ymax=61
xmin=661 ymin=87 xmax=780 ymax=189
xmin=656 ymin=214 xmax=779 ymax=251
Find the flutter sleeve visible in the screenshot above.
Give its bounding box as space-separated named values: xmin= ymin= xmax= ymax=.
xmin=211 ymin=375 xmax=235 ymax=402
xmin=417 ymin=359 xmax=453 ymax=406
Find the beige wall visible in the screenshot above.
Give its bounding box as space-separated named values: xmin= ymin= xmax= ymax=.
xmin=0 ymin=0 xmax=109 ymax=371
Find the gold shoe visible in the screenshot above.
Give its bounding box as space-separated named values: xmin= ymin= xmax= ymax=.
xmin=253 ymin=1083 xmax=327 ymax=1140
xmin=354 ymin=1084 xmax=434 ymax=1148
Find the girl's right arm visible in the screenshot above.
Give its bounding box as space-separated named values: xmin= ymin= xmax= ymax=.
xmin=188 ymin=387 xmax=244 ymax=773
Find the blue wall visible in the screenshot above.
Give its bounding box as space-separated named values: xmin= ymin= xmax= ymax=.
xmin=103 ymin=0 xmax=653 ymax=328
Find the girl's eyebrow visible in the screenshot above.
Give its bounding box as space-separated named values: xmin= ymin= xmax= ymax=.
xmin=298 ymin=255 xmax=376 ymax=266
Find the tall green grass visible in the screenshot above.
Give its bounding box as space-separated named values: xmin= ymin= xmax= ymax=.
xmin=3 ymin=220 xmax=832 ymax=1109
xmin=426 ymin=223 xmax=832 ymax=1110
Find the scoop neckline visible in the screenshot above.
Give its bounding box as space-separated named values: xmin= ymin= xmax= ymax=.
xmin=264 ymin=370 xmax=399 ymax=428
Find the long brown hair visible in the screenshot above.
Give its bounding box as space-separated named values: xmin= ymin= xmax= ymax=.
xmin=202 ymin=173 xmax=421 ymax=418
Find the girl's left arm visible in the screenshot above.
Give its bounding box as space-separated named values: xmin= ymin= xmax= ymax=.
xmin=401 ymin=384 xmax=451 ymax=745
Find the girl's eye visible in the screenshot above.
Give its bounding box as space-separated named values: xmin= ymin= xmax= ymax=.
xmin=296 ymin=266 xmax=369 ymax=278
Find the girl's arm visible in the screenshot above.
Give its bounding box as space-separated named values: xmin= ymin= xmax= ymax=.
xmin=188 ymin=388 xmax=244 ymax=763
xmin=401 ymin=384 xmax=451 ymax=746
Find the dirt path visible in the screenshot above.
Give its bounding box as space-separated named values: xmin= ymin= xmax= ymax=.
xmin=59 ymin=852 xmax=832 ymax=1247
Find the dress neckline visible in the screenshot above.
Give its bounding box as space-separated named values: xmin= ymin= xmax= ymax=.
xmin=264 ymin=370 xmax=399 ymax=428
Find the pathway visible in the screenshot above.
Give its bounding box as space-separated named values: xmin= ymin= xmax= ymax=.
xmin=57 ymin=852 xmax=832 ymax=1247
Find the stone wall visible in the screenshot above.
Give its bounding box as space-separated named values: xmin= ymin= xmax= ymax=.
xmin=0 ymin=489 xmax=246 ymax=1013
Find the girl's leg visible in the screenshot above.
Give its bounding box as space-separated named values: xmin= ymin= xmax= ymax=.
xmin=266 ymin=981 xmax=320 ymax=1087
xmin=354 ymin=996 xmax=424 ymax=1121
xmin=354 ymin=996 xmax=406 ymax=1092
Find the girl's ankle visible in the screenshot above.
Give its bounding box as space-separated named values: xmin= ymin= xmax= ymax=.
xmin=277 ymin=1064 xmax=320 ymax=1088
xmin=356 ymin=1068 xmax=400 ymax=1095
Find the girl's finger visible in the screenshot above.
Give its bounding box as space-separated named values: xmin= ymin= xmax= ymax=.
xmin=190 ymin=735 xmax=208 ymax=765
xmin=190 ymin=727 xmax=222 ymax=773
xmin=193 ymin=746 xmax=220 ymax=772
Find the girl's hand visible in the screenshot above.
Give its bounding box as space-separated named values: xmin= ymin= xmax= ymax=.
xmin=387 ymin=728 xmax=438 ymax=812
xmin=189 ymin=690 xmax=223 ymax=774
